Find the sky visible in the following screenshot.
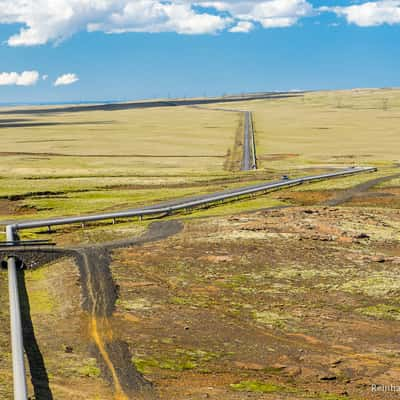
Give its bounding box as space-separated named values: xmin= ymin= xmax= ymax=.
xmin=0 ymin=0 xmax=399 ymax=104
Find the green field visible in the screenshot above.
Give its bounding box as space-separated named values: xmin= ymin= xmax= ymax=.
xmin=1 ymin=89 xmax=399 ymax=225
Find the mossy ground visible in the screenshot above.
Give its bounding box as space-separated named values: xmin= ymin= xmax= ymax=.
xmin=356 ymin=304 xmax=400 ymax=321
xmin=108 ymin=206 xmax=400 ymax=399
xmin=133 ymin=348 xmax=220 ymax=374
xmin=230 ymin=380 xmax=289 ymax=393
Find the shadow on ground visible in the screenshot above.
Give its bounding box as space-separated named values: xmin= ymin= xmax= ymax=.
xmin=18 ymin=268 xmax=54 ymax=400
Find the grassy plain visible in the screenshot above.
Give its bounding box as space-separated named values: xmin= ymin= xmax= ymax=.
xmin=0 ymin=105 xmax=248 ymax=222
xmin=207 ymin=88 xmax=400 ymax=170
xmin=0 ymin=106 xmax=238 ymax=160
xmin=2 ymin=89 xmax=400 ymax=224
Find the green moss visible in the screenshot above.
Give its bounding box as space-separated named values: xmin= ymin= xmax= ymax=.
xmin=133 ymin=348 xmax=219 ymax=373
xmin=28 ymin=289 xmax=54 ymax=314
xmin=357 ymin=304 xmax=400 ymax=320
xmin=159 ymin=359 xmax=197 ymax=371
xmin=78 ymin=358 xmax=101 ymax=378
xmin=293 ymin=171 xmax=384 ymax=191
xmin=230 ymin=380 xmax=350 ymax=399
xmin=133 ymin=358 xmax=160 ymax=374
xmin=340 ymin=272 xmax=400 ymax=298
xmin=133 ymin=356 xmax=196 ymax=373
xmin=252 ymin=310 xmax=291 ymax=329
xmin=169 ymin=296 xmax=191 ymax=305
xmin=25 ymin=267 xmax=47 ymax=281
xmin=230 ymin=380 xmax=286 ymax=393
xmin=23 ymin=267 xmax=57 ymax=314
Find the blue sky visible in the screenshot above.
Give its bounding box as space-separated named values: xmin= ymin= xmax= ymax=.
xmin=0 ymin=0 xmax=399 ymax=104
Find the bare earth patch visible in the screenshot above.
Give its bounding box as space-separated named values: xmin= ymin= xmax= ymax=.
xmin=107 ymin=206 xmax=400 ymax=399
xmin=0 ymin=199 xmax=14 ymax=216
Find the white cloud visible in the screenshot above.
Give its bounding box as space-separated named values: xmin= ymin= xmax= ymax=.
xmin=0 ymin=70 xmax=39 ymax=86
xmin=42 ymin=74 xmax=48 ymax=80
xmin=198 ymin=0 xmax=313 ymax=28
xmin=0 ymin=0 xmax=314 ymax=46
xmin=325 ymin=1 xmax=400 ymax=27
xmin=54 ymin=73 xmax=79 ymax=86
xmin=1 ymin=1 xmax=397 ymax=48
xmin=92 ymin=2 xmax=230 ymax=34
xmin=229 ymin=20 xmax=254 ymax=32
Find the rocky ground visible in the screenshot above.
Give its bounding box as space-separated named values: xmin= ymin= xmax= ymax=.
xmin=110 ymin=206 xmax=400 ymax=400
xmin=1 ymin=187 xmax=400 ymax=400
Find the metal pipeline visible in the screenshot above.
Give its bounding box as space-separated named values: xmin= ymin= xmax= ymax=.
xmin=6 ymin=225 xmax=28 ymax=400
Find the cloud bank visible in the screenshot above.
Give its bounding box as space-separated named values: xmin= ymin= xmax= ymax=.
xmin=0 ymin=1 xmax=399 ymax=47
xmin=0 ymin=0 xmax=313 ymax=46
xmin=54 ymin=73 xmax=79 ymax=86
xmin=0 ymin=71 xmax=39 ymax=86
xmin=327 ymin=1 xmax=400 ymax=27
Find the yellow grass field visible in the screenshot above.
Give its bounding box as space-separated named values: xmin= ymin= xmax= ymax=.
xmin=1 ymin=104 xmax=261 ymax=223
xmin=1 ymin=89 xmax=399 ymax=223
xmin=0 ymin=106 xmax=240 ymax=177
xmin=208 ymin=89 xmax=400 ymax=169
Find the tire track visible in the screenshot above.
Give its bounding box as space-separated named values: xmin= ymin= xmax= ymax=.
xmin=81 ymin=250 xmax=129 ymax=400
xmin=73 ymin=221 xmax=183 ymax=399
xmin=321 ymin=172 xmax=400 ymax=206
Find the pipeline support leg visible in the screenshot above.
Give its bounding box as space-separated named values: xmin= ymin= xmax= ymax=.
xmin=6 ymin=226 xmax=28 ymax=400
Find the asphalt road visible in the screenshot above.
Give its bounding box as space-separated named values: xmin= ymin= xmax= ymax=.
xmin=242 ymin=111 xmax=251 ymax=170
xmin=241 ymin=111 xmax=256 ymax=171
xmin=190 ymin=106 xmax=257 ymax=171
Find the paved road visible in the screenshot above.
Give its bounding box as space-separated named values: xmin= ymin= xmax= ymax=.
xmin=190 ymin=106 xmax=257 ymax=171
xmin=241 ymin=111 xmax=256 ymax=171
xmin=242 ymin=111 xmax=251 ymax=170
